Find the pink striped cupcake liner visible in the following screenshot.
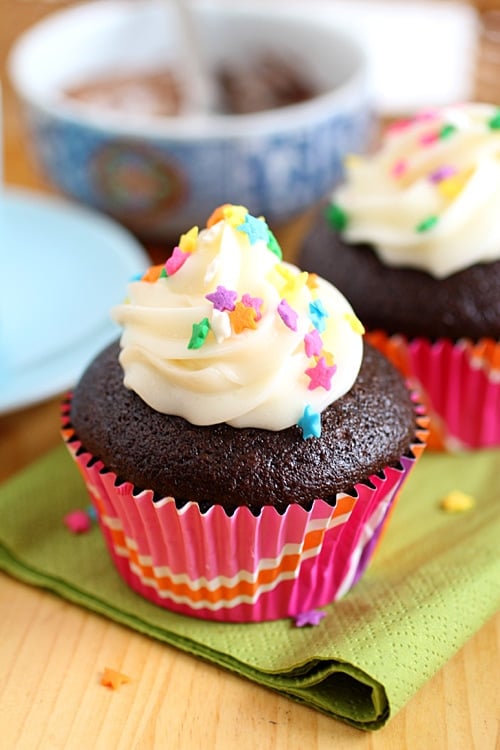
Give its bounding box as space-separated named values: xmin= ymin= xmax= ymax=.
xmin=61 ymin=397 xmax=428 ymax=622
xmin=366 ymin=332 xmax=500 ymax=451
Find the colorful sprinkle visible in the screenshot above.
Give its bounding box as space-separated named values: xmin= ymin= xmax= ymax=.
xmin=325 ymin=203 xmax=348 ymax=232
xmin=440 ymin=490 xmax=476 ymax=513
xmin=277 ymin=299 xmax=298 ymax=331
xmin=178 ymin=226 xmax=199 ymax=253
xmin=304 ymin=328 xmax=323 ymax=357
xmin=298 ymin=405 xmax=321 ymax=439
xmin=141 ymin=264 xmax=164 ymax=283
xmin=211 ymin=309 xmax=232 ymax=342
xmin=237 ymin=213 xmax=269 ymax=244
xmin=294 ymin=609 xmax=327 ymax=627
xmin=86 ymin=505 xmax=98 ymax=522
xmin=391 ymin=159 xmax=408 ymax=178
xmin=267 ymin=230 xmax=283 ymax=259
xmin=229 ymin=302 xmax=257 ymax=333
xmin=305 ymin=356 xmax=337 ymax=391
xmin=437 ymin=172 xmax=469 ymax=200
xmin=420 ymin=130 xmax=438 ymax=146
xmin=281 ymin=271 xmax=309 ymax=303
xmin=188 ymin=318 xmax=211 ymax=349
xmin=309 ymin=299 xmax=329 ymax=332
xmin=64 ymin=510 xmax=91 ymax=534
xmin=165 ymin=246 xmax=190 ymax=276
xmin=429 ymin=165 xmax=458 ymax=184
xmin=416 ymin=215 xmax=438 ymax=233
xmin=306 ymin=273 xmax=319 ymax=291
xmin=205 ymin=285 xmax=238 ymax=312
xmin=100 ymin=668 xmax=131 ymax=690
xmin=439 ymin=123 xmax=457 ymax=140
xmin=344 ymin=312 xmax=365 ymax=335
xmin=241 ymin=293 xmax=263 ymax=321
xmin=487 ymin=110 xmax=500 ymax=130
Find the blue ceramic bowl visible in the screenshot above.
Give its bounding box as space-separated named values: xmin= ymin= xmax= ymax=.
xmin=9 ymin=1 xmax=373 ymax=240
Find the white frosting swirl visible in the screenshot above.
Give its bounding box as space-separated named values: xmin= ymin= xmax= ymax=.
xmin=333 ymin=103 xmax=500 ymax=278
xmin=112 ymin=206 xmax=363 ymax=430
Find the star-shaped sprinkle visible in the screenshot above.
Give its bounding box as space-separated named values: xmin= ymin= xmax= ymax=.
xmin=267 ymin=230 xmax=283 ymax=259
xmin=305 ymin=357 xmax=337 ymax=391
xmin=298 ymin=405 xmax=321 ymax=439
xmin=211 ymin=309 xmax=232 ymax=342
xmin=206 ymin=204 xmax=248 ymax=228
xmin=178 ymin=226 xmax=199 ymax=253
xmin=281 ymin=271 xmax=309 ymax=303
xmin=229 ymin=302 xmax=257 ymax=333
xmin=309 ymin=299 xmax=329 ymax=332
xmin=416 ymin=215 xmax=438 ymax=233
xmin=429 ymin=165 xmax=457 ymax=184
xmin=304 ymin=328 xmax=323 ymax=357
xmin=100 ymin=667 xmax=131 ymax=690
xmin=188 ymin=318 xmax=211 ymax=349
xmin=277 ymin=299 xmax=298 ymax=331
xmin=241 ymin=293 xmax=263 ymax=321
xmin=64 ymin=510 xmax=91 ymax=534
xmin=294 ymin=609 xmax=327 ymax=627
xmin=236 ymin=213 xmax=269 ymax=244
xmin=205 ymin=285 xmax=238 ymax=312
xmin=141 ymin=264 xmax=164 ymax=283
xmin=343 ymin=312 xmax=365 ymax=335
xmin=325 ymin=203 xmax=348 ymax=232
xmin=165 ymin=246 xmax=190 ymax=276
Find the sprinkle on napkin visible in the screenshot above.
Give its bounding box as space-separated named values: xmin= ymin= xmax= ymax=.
xmin=294 ymin=609 xmax=327 ymax=627
xmin=439 ymin=490 xmax=476 ymax=513
xmin=63 ymin=510 xmax=92 ymax=534
xmin=100 ymin=667 xmax=131 ymax=690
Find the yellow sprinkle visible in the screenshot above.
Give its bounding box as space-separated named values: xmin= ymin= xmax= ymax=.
xmin=440 ymin=490 xmax=476 ymax=513
xmin=436 ymin=171 xmax=470 ymax=200
xmin=178 ymin=226 xmax=199 ymax=253
xmin=282 ymin=271 xmax=309 ymax=303
xmin=320 ymin=349 xmax=335 ymax=366
xmin=344 ymin=312 xmax=365 ymax=335
xmin=223 ymin=204 xmax=248 ymax=227
xmin=344 ymin=153 xmax=363 ymax=169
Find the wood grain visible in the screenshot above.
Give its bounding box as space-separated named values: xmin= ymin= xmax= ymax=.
xmin=1 ymin=3 xmax=499 ymax=749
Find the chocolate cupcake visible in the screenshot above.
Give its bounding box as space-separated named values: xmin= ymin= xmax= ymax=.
xmin=62 ymin=205 xmax=427 ymax=622
xmin=300 ymin=103 xmax=500 ymax=450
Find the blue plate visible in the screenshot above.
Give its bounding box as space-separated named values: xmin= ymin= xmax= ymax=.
xmin=0 ymin=188 xmax=149 ymax=414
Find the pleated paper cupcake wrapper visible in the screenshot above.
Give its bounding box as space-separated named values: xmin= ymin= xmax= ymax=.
xmin=61 ymin=399 xmax=428 ymax=623
xmin=366 ymin=332 xmax=500 ymax=452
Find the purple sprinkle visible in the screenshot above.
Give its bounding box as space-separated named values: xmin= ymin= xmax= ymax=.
xmin=241 ymin=293 xmax=263 ymax=321
xmin=429 ymin=165 xmax=458 ymax=184
xmin=277 ymin=299 xmax=298 ymax=331
xmin=205 ymin=285 xmax=238 ymax=312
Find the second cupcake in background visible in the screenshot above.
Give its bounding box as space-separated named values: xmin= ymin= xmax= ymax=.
xmin=62 ymin=205 xmax=427 ymax=622
xmin=300 ymin=103 xmax=500 ymax=451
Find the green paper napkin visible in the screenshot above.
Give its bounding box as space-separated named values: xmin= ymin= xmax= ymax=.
xmin=0 ymin=445 xmax=499 ymax=731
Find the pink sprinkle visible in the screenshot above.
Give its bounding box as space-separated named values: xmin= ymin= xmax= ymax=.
xmin=165 ymin=246 xmax=189 ymax=276
xmin=420 ymin=130 xmax=438 ymax=146
xmin=387 ymin=117 xmax=411 ymax=134
xmin=429 ymin=165 xmax=458 ymax=184
xmin=391 ymin=159 xmax=408 ymax=178
xmin=414 ymin=109 xmax=439 ymax=123
xmin=304 ymin=328 xmax=323 ymax=357
xmin=64 ymin=510 xmax=91 ymax=534
xmin=241 ymin=293 xmax=263 ymax=321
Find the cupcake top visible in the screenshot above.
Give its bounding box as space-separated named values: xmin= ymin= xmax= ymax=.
xmin=112 ymin=204 xmax=364 ymax=434
xmin=329 ymin=102 xmax=500 ymax=278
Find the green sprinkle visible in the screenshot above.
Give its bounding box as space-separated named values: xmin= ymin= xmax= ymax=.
xmin=439 ymin=124 xmax=457 ymax=140
xmin=267 ymin=230 xmax=283 ymax=260
xmin=416 ymin=215 xmax=438 ymax=233
xmin=159 ymin=267 xmax=167 ymax=278
xmin=488 ymin=110 xmax=500 ymax=130
xmin=325 ymin=203 xmax=349 ymax=232
xmin=188 ymin=318 xmax=211 ymax=350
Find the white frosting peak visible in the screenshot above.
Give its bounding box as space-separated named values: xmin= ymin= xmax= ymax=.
xmin=112 ymin=205 xmax=364 ymax=431
xmin=332 ymin=103 xmax=500 ymax=278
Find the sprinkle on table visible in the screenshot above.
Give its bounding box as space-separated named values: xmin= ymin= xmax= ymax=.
xmin=64 ymin=510 xmax=91 ymax=534
xmin=100 ymin=667 xmax=131 ymax=690
xmin=298 ymin=404 xmax=321 ymax=439
xmin=205 ymin=285 xmax=238 ymax=312
xmin=305 ymin=357 xmax=337 ymax=391
xmin=416 ymin=215 xmax=438 ymax=233
xmin=440 ymin=490 xmax=476 ymax=513
xmin=294 ymin=609 xmax=327 ymax=627
xmin=188 ymin=318 xmax=211 ymax=349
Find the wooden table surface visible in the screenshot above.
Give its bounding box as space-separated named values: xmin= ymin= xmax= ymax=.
xmin=1 ymin=3 xmax=499 ymax=749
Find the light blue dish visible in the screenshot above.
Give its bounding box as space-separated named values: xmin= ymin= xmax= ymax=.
xmin=9 ymin=1 xmax=374 ymax=240
xmin=0 ymin=187 xmax=149 ymax=414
